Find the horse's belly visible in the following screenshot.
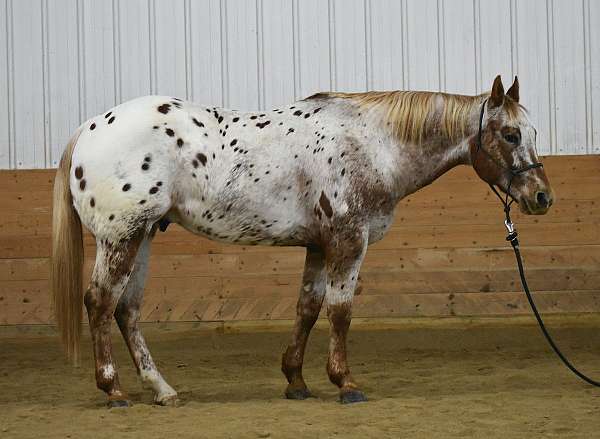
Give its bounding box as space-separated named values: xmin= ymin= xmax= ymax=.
xmin=169 ymin=188 xmax=310 ymax=246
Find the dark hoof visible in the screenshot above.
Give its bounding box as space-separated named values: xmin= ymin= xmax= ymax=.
xmin=107 ymin=399 xmax=132 ymax=408
xmin=285 ymin=387 xmax=313 ymax=400
xmin=340 ymin=390 xmax=367 ymax=404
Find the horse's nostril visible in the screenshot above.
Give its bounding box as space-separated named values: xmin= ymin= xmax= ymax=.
xmin=536 ymin=191 xmax=549 ymax=208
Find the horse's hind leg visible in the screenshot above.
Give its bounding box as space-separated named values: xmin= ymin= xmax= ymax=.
xmin=84 ymin=230 xmax=145 ymax=408
xmin=281 ymin=246 xmax=326 ymax=399
xmin=114 ymin=232 xmax=178 ymax=406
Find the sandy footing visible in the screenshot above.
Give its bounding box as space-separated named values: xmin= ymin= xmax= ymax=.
xmin=2 ymin=320 xmax=600 ymax=438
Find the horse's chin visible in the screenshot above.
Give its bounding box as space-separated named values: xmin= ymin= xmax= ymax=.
xmin=518 ymin=198 xmax=550 ymax=215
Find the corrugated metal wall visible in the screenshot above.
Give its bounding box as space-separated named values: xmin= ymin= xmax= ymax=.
xmin=1 ymin=0 xmax=599 ymax=169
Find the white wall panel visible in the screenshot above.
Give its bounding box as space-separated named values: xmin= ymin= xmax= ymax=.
xmin=260 ymin=0 xmax=295 ymax=108
xmin=224 ymin=0 xmax=259 ymax=110
xmin=587 ymin=0 xmax=599 ymax=153
xmin=441 ymin=0 xmax=476 ymax=95
xmin=295 ymin=0 xmax=330 ymax=98
xmin=514 ymin=0 xmax=552 ymax=155
xmin=0 ymin=0 xmax=10 ymax=167
xmin=552 ymin=0 xmax=587 ymax=154
xmin=369 ymin=0 xmax=405 ymax=91
xmin=0 ymin=0 xmax=598 ymax=169
xmin=117 ymin=0 xmax=152 ymax=102
xmin=47 ymin=0 xmax=81 ymax=167
xmin=189 ymin=0 xmax=223 ymax=106
xmin=11 ymin=0 xmax=45 ymax=169
xmin=331 ymin=0 xmax=367 ymax=92
xmin=405 ymin=0 xmax=440 ymax=92
xmin=477 ymin=0 xmax=513 ymax=94
xmin=81 ymin=0 xmax=116 ymax=120
xmin=153 ymin=0 xmax=187 ymax=99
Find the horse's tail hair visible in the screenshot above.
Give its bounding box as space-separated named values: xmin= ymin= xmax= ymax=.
xmin=51 ymin=126 xmax=84 ymax=365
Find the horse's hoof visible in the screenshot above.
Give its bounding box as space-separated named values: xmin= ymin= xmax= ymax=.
xmin=339 ymin=390 xmax=368 ymax=404
xmin=285 ymin=387 xmax=313 ymax=400
xmin=107 ymin=399 xmax=132 ymax=408
xmin=155 ymin=394 xmax=179 ymax=407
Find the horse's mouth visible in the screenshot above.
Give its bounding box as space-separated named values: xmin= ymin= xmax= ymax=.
xmin=519 ymin=197 xmax=551 ymax=215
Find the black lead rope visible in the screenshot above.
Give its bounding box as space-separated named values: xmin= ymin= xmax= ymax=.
xmin=475 ymin=100 xmax=600 ymax=387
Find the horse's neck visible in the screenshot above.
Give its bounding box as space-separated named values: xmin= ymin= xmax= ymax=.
xmin=394 ymin=124 xmax=476 ymax=197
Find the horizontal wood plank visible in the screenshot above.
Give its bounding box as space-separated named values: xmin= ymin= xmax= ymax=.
xmin=1 ymin=155 xmax=599 ymax=324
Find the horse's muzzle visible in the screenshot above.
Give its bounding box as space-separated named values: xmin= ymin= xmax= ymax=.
xmin=520 ymin=189 xmax=554 ymax=215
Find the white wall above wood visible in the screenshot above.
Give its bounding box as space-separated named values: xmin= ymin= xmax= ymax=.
xmin=0 ymin=0 xmax=598 ymax=169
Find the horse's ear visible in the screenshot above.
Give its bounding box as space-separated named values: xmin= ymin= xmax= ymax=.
xmin=489 ymin=75 xmax=505 ymax=108
xmin=506 ymin=76 xmax=519 ymax=102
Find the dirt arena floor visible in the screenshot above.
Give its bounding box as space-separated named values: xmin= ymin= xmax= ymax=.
xmin=2 ymin=318 xmax=600 ymax=439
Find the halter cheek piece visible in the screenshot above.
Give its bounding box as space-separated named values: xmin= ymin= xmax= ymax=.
xmin=473 ymin=98 xmax=543 ymax=233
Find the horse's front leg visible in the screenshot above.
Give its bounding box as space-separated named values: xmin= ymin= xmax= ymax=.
xmin=324 ymin=226 xmax=368 ymax=404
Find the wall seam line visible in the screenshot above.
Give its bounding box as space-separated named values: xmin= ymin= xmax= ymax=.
xmin=6 ymin=0 xmax=15 ymax=168
xmin=41 ymin=0 xmax=51 ymax=168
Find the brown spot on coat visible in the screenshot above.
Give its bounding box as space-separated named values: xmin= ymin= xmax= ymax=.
xmin=319 ymin=191 xmax=333 ymax=218
xmin=157 ymin=104 xmax=171 ymax=114
xmin=196 ymin=153 xmax=207 ymax=166
xmin=75 ymin=166 xmax=84 ymax=179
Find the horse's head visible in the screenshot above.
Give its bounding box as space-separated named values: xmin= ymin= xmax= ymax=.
xmin=471 ymin=75 xmax=554 ymax=215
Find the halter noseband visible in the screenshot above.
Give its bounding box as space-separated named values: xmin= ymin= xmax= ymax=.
xmin=473 ymin=98 xmax=544 ymax=224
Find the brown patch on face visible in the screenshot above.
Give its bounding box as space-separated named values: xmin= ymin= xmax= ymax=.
xmin=196 ymin=153 xmax=207 ymax=166
xmin=319 ymin=191 xmax=333 ymax=218
xmin=470 ymin=119 xmax=511 ymax=188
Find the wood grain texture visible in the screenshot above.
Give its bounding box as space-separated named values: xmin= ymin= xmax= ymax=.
xmin=0 ymin=156 xmax=598 ymax=324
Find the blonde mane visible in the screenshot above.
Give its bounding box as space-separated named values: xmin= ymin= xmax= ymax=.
xmin=307 ymin=90 xmax=523 ymax=145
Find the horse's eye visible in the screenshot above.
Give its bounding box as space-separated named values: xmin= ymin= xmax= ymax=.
xmin=503 ymin=133 xmax=520 ymax=145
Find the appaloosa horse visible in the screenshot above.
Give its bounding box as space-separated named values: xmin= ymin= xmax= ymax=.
xmin=52 ymin=75 xmax=553 ymax=407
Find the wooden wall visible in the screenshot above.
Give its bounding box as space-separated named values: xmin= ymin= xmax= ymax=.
xmin=1 ymin=155 xmax=599 ymax=325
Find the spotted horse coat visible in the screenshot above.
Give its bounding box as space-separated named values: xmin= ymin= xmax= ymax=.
xmin=52 ymin=76 xmax=554 ymax=407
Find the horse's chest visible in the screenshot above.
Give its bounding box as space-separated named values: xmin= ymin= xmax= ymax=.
xmin=367 ymin=213 xmax=394 ymax=244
